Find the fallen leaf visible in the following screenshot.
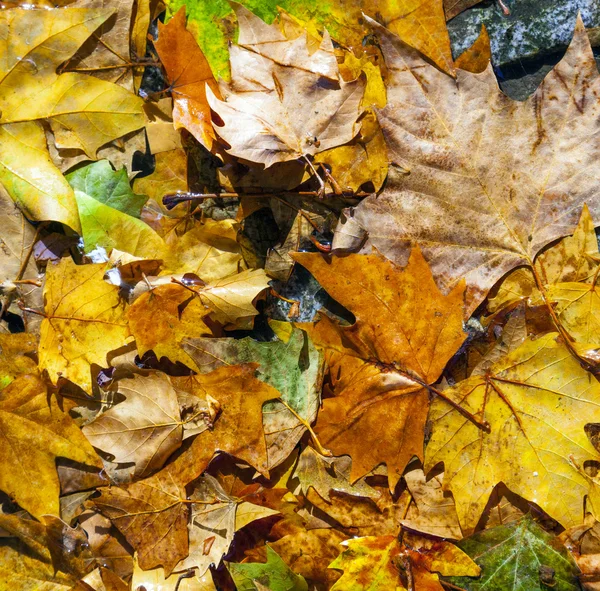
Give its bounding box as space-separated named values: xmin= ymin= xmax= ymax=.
xmin=165 ymin=364 xmax=279 ymax=484
xmin=0 ymin=7 xmax=144 ymax=232
xmin=450 ymin=516 xmax=580 ymax=591
xmin=134 ymin=148 xmax=188 ymax=204
xmin=74 ymin=189 xmax=166 ymax=258
xmin=401 ymin=468 xmax=462 ymax=539
xmin=66 ymin=0 xmax=137 ymax=91
xmin=67 ymin=160 xmax=148 ymax=218
xmin=131 ymin=555 xmax=217 ymax=591
xmin=487 ymin=205 xmax=600 ymax=315
xmin=245 ymin=529 xmax=348 ymax=589
xmin=332 ymin=17 xmax=600 ymax=314
xmin=183 ymin=327 xmax=324 ymax=468
xmin=228 ymin=544 xmax=308 ymax=591
xmin=165 ymin=0 xmax=454 ymax=80
xmin=0 ymin=186 xmax=42 ymax=334
xmin=39 ymin=258 xmax=131 ymax=393
xmin=454 ymin=24 xmax=491 ymax=73
xmin=0 ymin=332 xmax=37 ymax=389
xmin=83 ymin=372 xmax=184 ymax=478
xmin=425 ymin=332 xmax=600 ymax=531
xmin=155 ymin=7 xmax=220 ymax=149
xmin=329 ymin=534 xmax=480 ymax=591
xmin=0 ymin=374 xmax=102 ymax=518
xmin=94 ymin=468 xmax=189 ymax=575
xmin=128 ymin=283 xmax=212 ymax=369
xmin=206 ymin=4 xmax=364 ymax=167
xmin=292 ymin=447 xmax=380 ymax=503
xmin=293 ymin=248 xmax=466 ymax=488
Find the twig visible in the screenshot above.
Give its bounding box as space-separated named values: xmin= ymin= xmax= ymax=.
xmin=162 ymin=190 xmax=369 ymax=210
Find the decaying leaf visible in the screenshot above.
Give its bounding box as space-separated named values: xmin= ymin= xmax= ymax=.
xmin=155 ymin=7 xmax=220 ymax=149
xmin=450 ymin=516 xmax=580 ymax=591
xmin=329 ymin=534 xmax=480 ymax=591
xmin=228 ymin=544 xmax=308 ymax=591
xmin=0 ymin=7 xmax=144 ymax=233
xmin=293 ymin=248 xmax=466 ymax=488
xmin=183 ymin=327 xmax=323 ymax=468
xmin=94 ymin=468 xmax=189 ymax=575
xmin=333 ymin=16 xmax=600 ymax=314
xmin=82 ymin=372 xmax=184 ymax=478
xmin=292 ymin=447 xmax=380 ymax=503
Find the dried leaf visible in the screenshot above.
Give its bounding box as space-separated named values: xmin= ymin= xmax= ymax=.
xmin=426 ymin=333 xmax=600 ymax=531
xmin=0 ymin=374 xmax=102 ymax=518
xmin=39 ymin=258 xmax=130 ymax=394
xmin=293 ymin=248 xmax=466 ymax=488
xmin=333 ymin=17 xmax=600 ymax=314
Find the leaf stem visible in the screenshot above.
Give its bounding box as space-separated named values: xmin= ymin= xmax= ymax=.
xmin=278 ymin=398 xmax=332 ymax=457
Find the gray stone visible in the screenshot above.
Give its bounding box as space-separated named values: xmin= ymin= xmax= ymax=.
xmin=448 ymin=0 xmax=600 ymax=67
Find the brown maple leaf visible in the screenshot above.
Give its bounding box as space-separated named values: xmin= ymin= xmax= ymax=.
xmin=292 ymin=248 xmax=467 ymax=488
xmin=333 ymin=16 xmax=600 ymax=315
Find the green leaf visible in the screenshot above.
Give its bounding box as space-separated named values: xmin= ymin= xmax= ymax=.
xmin=67 ymin=160 xmax=147 ymax=218
xmin=449 ymin=516 xmax=580 ymax=591
xmin=74 ymin=190 xmax=165 ymax=259
xmin=228 ymin=545 xmax=308 ymax=591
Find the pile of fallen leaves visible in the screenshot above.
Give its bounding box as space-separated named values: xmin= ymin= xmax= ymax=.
xmin=4 ymin=0 xmax=600 ymax=589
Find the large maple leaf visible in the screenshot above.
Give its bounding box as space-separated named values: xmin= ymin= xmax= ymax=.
xmin=333 ymin=15 xmax=600 ymax=314
xmin=293 ymin=248 xmax=466 ymax=488
xmin=425 ymin=332 xmax=600 ymax=531
xmin=0 ymin=7 xmax=144 ymax=233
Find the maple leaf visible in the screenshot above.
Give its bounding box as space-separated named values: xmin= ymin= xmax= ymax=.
xmin=131 ymin=556 xmax=217 ymax=591
xmin=206 ymin=4 xmax=364 ymax=167
xmin=0 ymin=373 xmax=102 ymax=518
xmin=0 ymin=7 xmax=144 ymax=233
xmin=154 ymin=7 xmax=220 ymax=149
xmin=333 ymin=16 xmax=600 ymax=314
xmin=94 ymin=468 xmax=189 ymax=575
xmin=183 ymin=327 xmax=324 ymax=468
xmin=133 ymin=148 xmax=188 ymax=204
xmin=329 ymin=534 xmax=480 ymax=591
xmin=128 ymin=283 xmax=212 ymax=370
xmin=228 ymin=545 xmax=309 ymax=591
xmin=0 ymin=187 xmax=42 ymax=334
xmin=425 ymin=332 xmax=600 ymax=531
xmin=450 ymin=516 xmax=580 ymax=591
xmin=38 ymin=258 xmax=130 ymax=394
xmin=66 ymin=160 xmax=148 ymax=219
xmin=245 ymin=529 xmax=348 ymax=590
xmin=487 ymin=205 xmax=600 ymax=315
xmin=293 ymin=248 xmax=466 ymax=488
xmin=0 ymin=332 xmax=37 ymax=389
xmin=82 ymin=372 xmax=184 ymax=478
xmin=0 ymin=513 xmax=89 ymax=591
